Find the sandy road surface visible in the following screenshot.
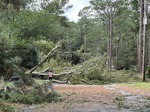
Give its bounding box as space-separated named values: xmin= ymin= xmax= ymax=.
xmin=19 ymin=84 xmax=150 ymax=112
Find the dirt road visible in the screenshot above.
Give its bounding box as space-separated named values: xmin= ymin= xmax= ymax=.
xmin=20 ymin=84 xmax=150 ymax=112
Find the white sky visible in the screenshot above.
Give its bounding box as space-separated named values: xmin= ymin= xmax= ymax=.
xmin=64 ymin=0 xmax=90 ymax=22
xmin=31 ymin=0 xmax=90 ymax=22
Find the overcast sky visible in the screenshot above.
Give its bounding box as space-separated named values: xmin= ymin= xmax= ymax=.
xmin=64 ymin=0 xmax=90 ymax=22
xmin=33 ymin=0 xmax=90 ymax=22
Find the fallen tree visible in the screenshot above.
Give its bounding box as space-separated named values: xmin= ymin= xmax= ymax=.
xmin=26 ymin=56 xmax=104 ymax=84
xmin=25 ymin=53 xmax=140 ymax=85
xmin=26 ymin=44 xmax=134 ymax=85
xmin=27 ymin=43 xmax=61 ymax=73
xmin=30 ymin=71 xmax=73 ymax=79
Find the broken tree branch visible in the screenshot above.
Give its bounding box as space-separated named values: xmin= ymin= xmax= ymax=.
xmin=27 ymin=44 xmax=61 ymax=73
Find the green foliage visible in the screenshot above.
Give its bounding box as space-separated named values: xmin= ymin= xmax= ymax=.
xmin=37 ymin=58 xmax=71 ymax=73
xmin=0 ymin=36 xmax=14 ymax=77
xmin=0 ymin=0 xmax=148 ymax=83
xmin=0 ymin=85 xmax=62 ymax=104
xmin=103 ymin=70 xmax=141 ymax=83
xmin=0 ymin=37 xmax=23 ymax=79
xmin=86 ymin=69 xmax=141 ymax=84
xmin=20 ymin=73 xmax=34 ymax=86
xmin=46 ymin=92 xmax=63 ymax=102
xmin=0 ymin=102 xmax=15 ymax=112
xmin=10 ymin=41 xmax=38 ymax=69
xmin=68 ymin=56 xmax=141 ymax=84
xmin=0 ymin=0 xmax=33 ymax=9
xmin=4 ymin=57 xmax=22 ymax=80
xmin=0 ymin=0 xmax=33 ymax=21
xmin=0 ymin=28 xmax=38 ymax=78
xmin=114 ymin=38 xmax=137 ymax=70
xmin=41 ymin=0 xmax=69 ymax=14
xmin=8 ymin=89 xmax=45 ymax=104
xmin=10 ymin=10 xmax=65 ymax=42
xmin=35 ymin=40 xmax=55 ymax=54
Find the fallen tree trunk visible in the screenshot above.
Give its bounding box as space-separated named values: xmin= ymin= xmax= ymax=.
xmin=27 ymin=44 xmax=61 ymax=73
xmin=52 ymin=79 xmax=67 ymax=84
xmin=27 ymin=70 xmax=91 ymax=85
xmin=29 ymin=71 xmax=74 ymax=79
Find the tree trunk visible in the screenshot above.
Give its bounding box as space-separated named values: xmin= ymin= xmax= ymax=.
xmin=138 ymin=0 xmax=144 ymax=73
xmin=107 ymin=33 xmax=110 ymax=69
xmin=107 ymin=10 xmax=113 ymax=70
xmin=116 ymin=29 xmax=121 ymax=69
xmin=109 ymin=17 xmax=112 ymax=69
xmin=142 ymin=0 xmax=148 ymax=81
xmin=84 ymin=24 xmax=87 ymax=53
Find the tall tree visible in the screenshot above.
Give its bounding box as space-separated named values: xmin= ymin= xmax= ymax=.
xmin=79 ymin=7 xmax=91 ymax=53
xmin=113 ymin=0 xmax=138 ymax=69
xmin=90 ymin=0 xmax=128 ymax=69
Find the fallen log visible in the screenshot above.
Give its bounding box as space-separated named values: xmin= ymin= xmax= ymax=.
xmin=52 ymin=79 xmax=67 ymax=84
xmin=26 ymin=71 xmax=74 ymax=79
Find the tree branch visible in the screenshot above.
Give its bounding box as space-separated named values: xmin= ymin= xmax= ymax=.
xmin=27 ymin=43 xmax=61 ymax=73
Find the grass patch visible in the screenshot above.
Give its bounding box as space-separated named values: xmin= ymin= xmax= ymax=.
xmin=121 ymin=82 xmax=150 ymax=90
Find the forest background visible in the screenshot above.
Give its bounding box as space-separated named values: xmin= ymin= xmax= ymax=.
xmin=0 ymin=0 xmax=150 ymax=84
